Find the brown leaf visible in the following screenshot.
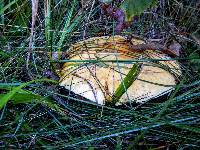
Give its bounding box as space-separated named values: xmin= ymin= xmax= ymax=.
xmin=168 ymin=41 xmax=182 ymax=56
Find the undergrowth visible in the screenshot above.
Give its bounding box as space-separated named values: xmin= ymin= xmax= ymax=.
xmin=0 ymin=0 xmax=200 ymax=149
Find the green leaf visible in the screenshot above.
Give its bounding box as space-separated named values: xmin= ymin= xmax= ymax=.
xmin=120 ymin=0 xmax=158 ymax=22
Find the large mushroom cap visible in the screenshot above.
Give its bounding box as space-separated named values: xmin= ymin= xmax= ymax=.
xmin=59 ymin=35 xmax=181 ymax=105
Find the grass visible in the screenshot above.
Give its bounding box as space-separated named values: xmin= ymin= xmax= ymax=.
xmin=0 ymin=0 xmax=200 ymax=149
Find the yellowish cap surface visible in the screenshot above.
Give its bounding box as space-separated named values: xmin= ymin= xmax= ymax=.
xmin=59 ymin=35 xmax=181 ymax=105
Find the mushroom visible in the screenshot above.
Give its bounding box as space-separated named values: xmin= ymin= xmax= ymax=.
xmin=58 ymin=35 xmax=181 ymax=105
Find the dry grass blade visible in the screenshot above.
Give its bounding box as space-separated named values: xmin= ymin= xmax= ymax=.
xmin=26 ymin=0 xmax=39 ymax=79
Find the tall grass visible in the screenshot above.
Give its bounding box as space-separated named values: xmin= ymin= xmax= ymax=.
xmin=0 ymin=0 xmax=200 ymax=149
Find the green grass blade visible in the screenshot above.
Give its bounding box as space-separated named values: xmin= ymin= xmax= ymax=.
xmin=109 ymin=63 xmax=140 ymax=105
xmin=0 ymin=87 xmax=67 ymax=116
xmin=57 ymin=0 xmax=76 ymax=49
xmin=0 ymin=78 xmax=57 ymax=109
xmin=44 ymin=0 xmax=51 ymax=45
xmin=0 ymin=92 xmax=39 ymax=104
xmin=0 ymin=0 xmax=4 ymax=23
xmin=0 ymin=0 xmax=20 ymax=15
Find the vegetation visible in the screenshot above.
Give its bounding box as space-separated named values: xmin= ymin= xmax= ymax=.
xmin=0 ymin=0 xmax=200 ymax=149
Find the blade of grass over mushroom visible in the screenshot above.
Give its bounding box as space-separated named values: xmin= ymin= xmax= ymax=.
xmin=50 ymin=57 xmax=197 ymax=63
xmin=109 ymin=63 xmax=140 ymax=104
xmin=0 ymin=78 xmax=57 ymax=109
